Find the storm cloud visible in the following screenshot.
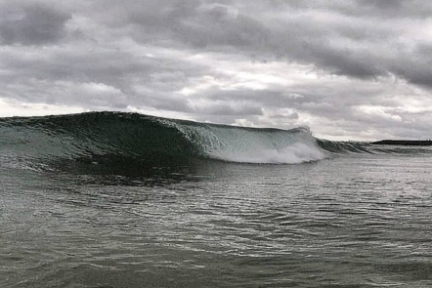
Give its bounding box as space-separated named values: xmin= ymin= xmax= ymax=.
xmin=0 ymin=2 xmax=71 ymax=45
xmin=1 ymin=0 xmax=432 ymax=140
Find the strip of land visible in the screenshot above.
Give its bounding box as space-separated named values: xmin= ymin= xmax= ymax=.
xmin=372 ymin=140 xmax=432 ymax=146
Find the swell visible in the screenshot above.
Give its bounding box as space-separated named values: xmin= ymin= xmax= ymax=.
xmin=0 ymin=112 xmax=325 ymax=168
xmin=0 ymin=112 xmax=429 ymax=172
xmin=316 ymin=139 xmax=432 ymax=155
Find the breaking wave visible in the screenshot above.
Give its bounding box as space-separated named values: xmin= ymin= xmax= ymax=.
xmin=0 ymin=112 xmax=429 ymax=171
xmin=0 ymin=112 xmax=326 ymax=165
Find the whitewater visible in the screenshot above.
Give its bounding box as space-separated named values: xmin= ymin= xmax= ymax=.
xmin=1 ymin=111 xmax=432 ymax=288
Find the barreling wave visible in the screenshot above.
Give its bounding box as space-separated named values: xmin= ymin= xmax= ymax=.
xmin=0 ymin=112 xmax=429 ymax=171
xmin=0 ymin=111 xmax=328 ymax=166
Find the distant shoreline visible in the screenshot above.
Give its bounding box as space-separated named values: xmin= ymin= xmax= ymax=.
xmin=372 ymin=140 xmax=432 ymax=146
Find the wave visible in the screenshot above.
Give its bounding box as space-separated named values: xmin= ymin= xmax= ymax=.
xmin=316 ymin=139 xmax=432 ymax=155
xmin=0 ymin=112 xmax=429 ymax=171
xmin=0 ymin=111 xmax=328 ymax=165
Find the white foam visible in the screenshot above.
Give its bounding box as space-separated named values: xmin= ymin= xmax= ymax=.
xmin=208 ymin=142 xmax=327 ymax=164
xmin=178 ymin=123 xmax=328 ymax=164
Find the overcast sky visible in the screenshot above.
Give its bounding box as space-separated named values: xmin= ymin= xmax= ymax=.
xmin=1 ymin=0 xmax=432 ymax=140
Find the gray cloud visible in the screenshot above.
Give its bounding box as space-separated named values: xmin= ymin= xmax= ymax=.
xmin=0 ymin=2 xmax=71 ymax=45
xmin=1 ymin=0 xmax=432 ymax=140
xmin=96 ymin=0 xmax=432 ymax=89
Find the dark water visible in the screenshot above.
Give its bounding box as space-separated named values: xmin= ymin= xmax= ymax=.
xmin=1 ymin=112 xmax=432 ymax=288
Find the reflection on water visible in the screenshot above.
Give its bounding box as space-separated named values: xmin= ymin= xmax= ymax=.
xmin=1 ymin=154 xmax=432 ymax=287
xmin=52 ymin=153 xmax=209 ymax=187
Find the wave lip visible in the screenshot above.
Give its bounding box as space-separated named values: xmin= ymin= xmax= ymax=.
xmin=178 ymin=124 xmax=327 ymax=164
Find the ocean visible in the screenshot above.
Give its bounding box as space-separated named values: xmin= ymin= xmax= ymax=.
xmin=1 ymin=112 xmax=432 ymax=288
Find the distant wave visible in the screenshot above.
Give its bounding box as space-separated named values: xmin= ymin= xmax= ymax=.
xmin=0 ymin=112 xmax=430 ymax=170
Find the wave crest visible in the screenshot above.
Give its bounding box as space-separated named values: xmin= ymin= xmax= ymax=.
xmin=0 ymin=112 xmax=327 ymax=165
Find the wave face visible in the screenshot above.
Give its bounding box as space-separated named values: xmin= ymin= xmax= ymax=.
xmin=2 ymin=111 xmax=430 ymax=171
xmin=0 ymin=112 xmax=327 ymax=167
